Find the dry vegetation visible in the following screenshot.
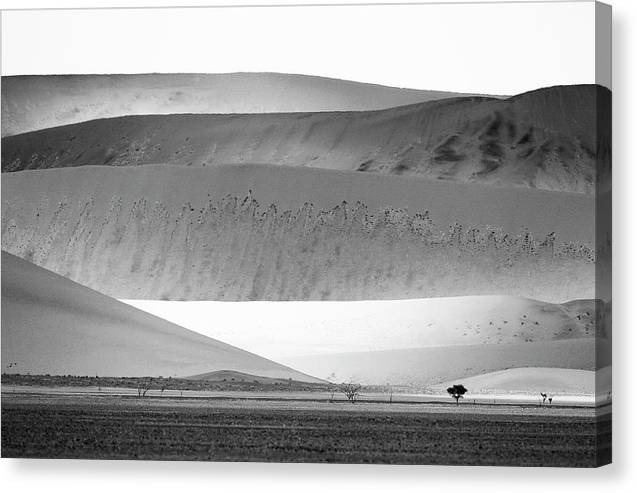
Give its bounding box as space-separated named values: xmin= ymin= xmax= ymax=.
xmin=1 ymin=374 xmax=330 ymax=392
xmin=2 ymin=193 xmax=596 ymax=301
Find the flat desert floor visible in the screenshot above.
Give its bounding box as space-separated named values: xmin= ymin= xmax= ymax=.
xmin=1 ymin=389 xmax=611 ymax=466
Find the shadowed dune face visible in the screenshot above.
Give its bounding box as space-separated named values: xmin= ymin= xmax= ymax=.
xmin=0 ymin=251 xmax=321 ymax=382
xmin=2 ymin=165 xmax=595 ymax=303
xmin=1 ymin=85 xmax=610 ymax=194
xmin=0 ymin=73 xmax=483 ymax=137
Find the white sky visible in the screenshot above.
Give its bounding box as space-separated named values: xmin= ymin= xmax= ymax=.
xmin=1 ymin=2 xmax=596 ymax=94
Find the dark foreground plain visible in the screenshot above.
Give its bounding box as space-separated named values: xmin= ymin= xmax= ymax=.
xmin=1 ymin=393 xmax=610 ymax=466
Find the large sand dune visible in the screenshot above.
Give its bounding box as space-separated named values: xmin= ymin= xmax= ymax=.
xmin=2 ymin=84 xmax=610 ymax=194
xmin=432 ymin=367 xmax=611 ymax=396
xmin=2 ymin=164 xmax=595 ymax=302
xmin=123 ymin=296 xmax=606 ymax=361
xmin=123 ymin=295 xmax=609 ymax=389
xmin=280 ymin=339 xmax=610 ymax=387
xmin=1 ymin=73 xmax=480 ymax=137
xmin=0 ymin=251 xmax=320 ymax=382
xmin=1 ymin=164 xmax=595 ymax=242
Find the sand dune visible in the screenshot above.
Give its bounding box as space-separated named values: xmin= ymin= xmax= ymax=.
xmin=1 ymin=164 xmax=594 ymax=242
xmin=0 ymin=251 xmax=320 ymax=382
xmin=121 ymin=295 xmax=608 ymax=389
xmin=186 ymin=370 xmax=316 ymax=385
xmin=280 ymin=339 xmax=610 ymax=387
xmin=432 ymin=367 xmax=611 ymax=396
xmin=2 ymin=164 xmax=595 ymax=302
xmin=123 ymin=296 xmax=606 ymax=360
xmin=2 ymin=85 xmax=610 ymax=194
xmin=1 ymin=73 xmax=481 ymax=137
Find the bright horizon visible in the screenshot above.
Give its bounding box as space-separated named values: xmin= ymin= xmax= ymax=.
xmin=1 ymin=2 xmax=598 ymax=95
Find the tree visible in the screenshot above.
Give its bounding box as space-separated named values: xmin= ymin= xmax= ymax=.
xmin=540 ymin=392 xmax=548 ymax=405
xmin=447 ymin=384 xmax=468 ymax=405
xmin=137 ymin=378 xmax=153 ymax=397
xmin=339 ymin=381 xmax=362 ymax=403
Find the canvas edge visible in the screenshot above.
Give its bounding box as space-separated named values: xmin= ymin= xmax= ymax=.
xmin=594 ymin=0 xmax=612 ymax=468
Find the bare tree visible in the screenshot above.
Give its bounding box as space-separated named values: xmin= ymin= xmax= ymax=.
xmin=137 ymin=378 xmax=153 ymax=397
xmin=339 ymin=381 xmax=362 ymax=403
xmin=447 ymin=384 xmax=468 ymax=405
xmin=540 ymin=392 xmax=548 ymax=405
xmin=158 ymin=377 xmax=167 ymax=396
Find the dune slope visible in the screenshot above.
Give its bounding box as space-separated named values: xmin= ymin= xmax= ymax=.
xmin=1 ymin=73 xmax=481 ymax=137
xmin=280 ymin=339 xmax=610 ymax=387
xmin=432 ymin=367 xmax=610 ymax=395
xmin=2 ymin=165 xmax=595 ymax=302
xmin=1 ymin=85 xmax=610 ymax=193
xmin=122 ymin=296 xmax=606 ymax=360
xmin=186 ymin=370 xmax=316 ymax=385
xmin=0 ymin=251 xmax=320 ymax=382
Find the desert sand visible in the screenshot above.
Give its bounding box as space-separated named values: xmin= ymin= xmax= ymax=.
xmin=2 ymin=85 xmax=610 ymax=194
xmin=0 ymin=75 xmax=608 ymax=396
xmin=0 ymin=251 xmax=321 ymax=382
xmin=1 ymin=163 xmax=595 ymax=242
xmin=2 ymin=164 xmax=595 ymax=303
xmin=1 ymin=73 xmax=483 ymax=136
xmin=186 ymin=370 xmax=313 ymax=384
xmin=122 ymin=296 xmax=608 ymax=388
xmin=279 ymin=339 xmax=609 ymax=387
xmin=122 ymin=296 xmax=604 ymax=360
xmin=433 ymin=366 xmax=611 ymax=396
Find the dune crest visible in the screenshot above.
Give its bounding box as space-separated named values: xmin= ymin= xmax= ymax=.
xmin=1 ymin=84 xmax=610 ymax=194
xmin=1 ymin=72 xmax=483 ymax=137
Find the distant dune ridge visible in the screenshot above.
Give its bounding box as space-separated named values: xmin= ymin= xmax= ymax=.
xmin=186 ymin=370 xmax=311 ymax=385
xmin=1 ymin=73 xmax=483 ymax=137
xmin=1 ymin=83 xmax=610 ymax=194
xmin=0 ymin=251 xmax=321 ymax=382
